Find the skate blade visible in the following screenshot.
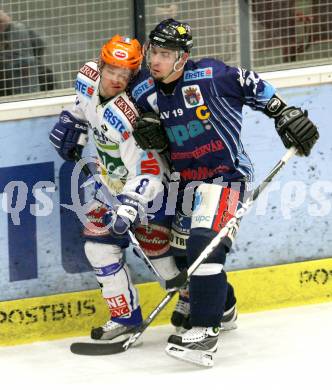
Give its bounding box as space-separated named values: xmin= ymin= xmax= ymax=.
xmin=220 ymin=322 xmax=237 ymax=331
xmin=165 ymin=343 xmax=215 ymax=367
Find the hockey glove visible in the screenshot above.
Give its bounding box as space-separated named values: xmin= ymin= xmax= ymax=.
xmin=103 ymin=195 xmax=144 ymax=236
xmin=133 ymin=112 xmax=169 ymax=153
xmin=275 ymin=107 xmax=319 ymax=156
xmin=49 ymin=110 xmax=89 ymax=161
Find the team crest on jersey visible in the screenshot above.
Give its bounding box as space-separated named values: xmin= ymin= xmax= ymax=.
xmin=182 ymin=85 xmax=204 ymax=108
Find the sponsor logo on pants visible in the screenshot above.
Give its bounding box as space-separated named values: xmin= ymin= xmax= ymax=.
xmin=106 ymin=294 xmax=130 ymax=317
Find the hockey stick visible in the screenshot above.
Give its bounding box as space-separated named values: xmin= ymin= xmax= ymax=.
xmin=121 ymin=146 xmax=297 ymax=350
xmin=70 ymin=146 xmax=296 ymax=355
xmin=72 ymin=150 xmax=187 ymax=291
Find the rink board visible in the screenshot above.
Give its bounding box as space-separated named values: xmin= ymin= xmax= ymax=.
xmin=0 ymin=257 xmax=331 ymax=346
xmin=1 ymin=83 xmax=332 ymax=303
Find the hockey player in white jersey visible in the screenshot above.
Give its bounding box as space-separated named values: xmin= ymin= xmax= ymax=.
xmin=49 ymin=35 xmax=180 ymax=341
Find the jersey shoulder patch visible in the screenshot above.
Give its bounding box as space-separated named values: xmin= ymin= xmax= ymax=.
xmin=113 ymin=94 xmax=137 ymax=127
xmin=102 ymin=93 xmax=138 ymax=141
xmin=132 ymin=76 xmax=155 ymax=101
xmin=183 ymin=58 xmax=226 ymax=83
xmin=79 ymin=61 xmax=99 ymax=82
xmin=75 ymin=61 xmax=99 ymax=99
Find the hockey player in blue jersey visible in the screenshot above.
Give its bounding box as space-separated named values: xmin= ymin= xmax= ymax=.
xmin=130 ymin=19 xmax=319 ymax=366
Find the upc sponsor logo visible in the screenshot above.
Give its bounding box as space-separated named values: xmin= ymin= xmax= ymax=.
xmin=132 ymin=77 xmax=154 ymax=100
xmin=194 ymin=215 xmax=211 ymax=223
xmin=184 ymin=67 xmax=213 ymax=81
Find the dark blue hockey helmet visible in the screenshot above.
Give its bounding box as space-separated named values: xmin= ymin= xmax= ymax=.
xmin=148 ymin=19 xmax=193 ymax=52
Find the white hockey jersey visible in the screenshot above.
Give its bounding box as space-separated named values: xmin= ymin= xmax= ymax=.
xmin=69 ymin=61 xmax=166 ymax=205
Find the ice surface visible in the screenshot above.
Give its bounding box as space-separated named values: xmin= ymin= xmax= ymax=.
xmin=0 ymin=302 xmax=331 ymax=390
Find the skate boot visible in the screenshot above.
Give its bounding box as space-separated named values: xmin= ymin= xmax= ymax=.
xmin=165 ymin=326 xmax=220 ymax=367
xmin=91 ymin=306 xmax=143 ymax=341
xmin=170 ymin=287 xmax=190 ymax=332
xmin=220 ymin=304 xmax=238 ymax=331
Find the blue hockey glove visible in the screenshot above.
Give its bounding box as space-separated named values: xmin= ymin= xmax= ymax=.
xmin=103 ymin=196 xmax=144 ymax=236
xmin=49 ymin=110 xmax=88 ymax=161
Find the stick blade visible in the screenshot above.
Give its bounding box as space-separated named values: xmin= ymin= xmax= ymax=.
xmin=70 ymin=339 xmax=128 ymax=356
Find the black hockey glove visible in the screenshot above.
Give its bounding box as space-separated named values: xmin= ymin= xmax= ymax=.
xmin=275 ymin=107 xmax=319 ymax=156
xmin=133 ymin=112 xmax=169 ymax=153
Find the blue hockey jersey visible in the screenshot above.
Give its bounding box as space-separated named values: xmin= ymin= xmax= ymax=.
xmin=130 ymin=58 xmax=276 ymax=185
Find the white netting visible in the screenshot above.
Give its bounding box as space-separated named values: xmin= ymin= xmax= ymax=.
xmin=0 ymin=1 xmax=331 ymax=102
xmin=0 ymin=0 xmax=132 ymax=100
xmin=250 ymin=0 xmax=332 ymax=71
xmin=144 ymin=0 xmax=240 ymax=65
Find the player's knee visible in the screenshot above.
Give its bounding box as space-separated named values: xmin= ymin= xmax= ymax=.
xmin=84 ymin=241 xmax=124 ymax=275
xmin=187 ymin=228 xmax=226 ymax=267
xmin=151 ymin=256 xmax=181 ymax=280
xmin=174 ymin=255 xmax=187 ymax=271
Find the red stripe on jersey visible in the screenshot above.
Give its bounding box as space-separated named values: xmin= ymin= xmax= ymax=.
xmin=212 ymin=187 xmax=230 ymax=232
xmin=212 ymin=188 xmax=240 ymax=232
xmin=227 ymin=188 xmax=240 ymax=216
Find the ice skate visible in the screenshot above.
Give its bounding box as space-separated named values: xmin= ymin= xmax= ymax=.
xmin=165 ymin=326 xmax=220 ymax=367
xmin=91 ymin=306 xmax=143 ymax=341
xmin=170 ymin=288 xmax=190 ymax=333
xmin=220 ymin=304 xmax=238 ymax=331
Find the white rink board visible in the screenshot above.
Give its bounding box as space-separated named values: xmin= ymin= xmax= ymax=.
xmin=1 ymin=65 xmax=331 ymax=122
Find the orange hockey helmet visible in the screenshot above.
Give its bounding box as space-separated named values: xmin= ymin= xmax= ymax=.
xmin=100 ymin=35 xmax=143 ymax=71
